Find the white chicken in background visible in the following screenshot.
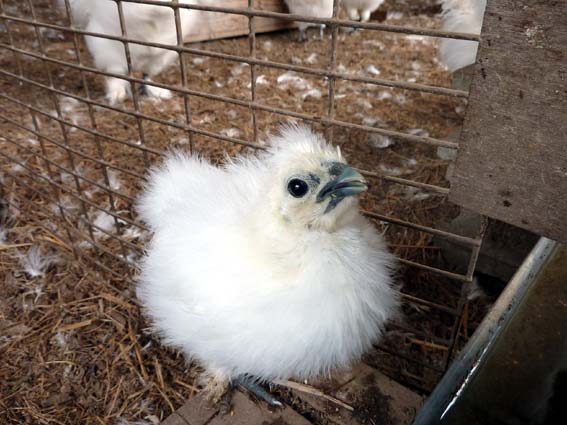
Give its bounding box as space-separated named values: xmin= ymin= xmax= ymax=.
xmin=439 ymin=0 xmax=487 ymax=71
xmin=137 ymin=125 xmax=400 ymax=404
xmin=342 ymin=0 xmax=384 ymax=22
xmin=284 ymin=0 xmax=334 ymax=41
xmin=57 ymin=0 xmax=203 ymax=104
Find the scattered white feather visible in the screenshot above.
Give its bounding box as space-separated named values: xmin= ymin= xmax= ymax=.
xmin=262 ymin=40 xmax=273 ymax=50
xmin=403 ymin=186 xmax=430 ymax=201
xmin=362 ymin=40 xmax=385 ymax=49
xmin=302 ymin=88 xmax=322 ymax=100
xmin=305 ymin=53 xmax=318 ymax=64
xmin=0 ymin=227 xmax=7 ymax=245
xmin=39 ymin=27 xmax=65 ymax=41
xmin=18 ymin=245 xmax=58 ymax=278
xmin=198 ymin=115 xmax=213 ymax=125
xmin=10 ymin=163 xmax=25 ymax=173
xmin=107 ymin=169 xmax=121 ymax=190
xmin=455 ymin=104 xmax=466 ymax=114
xmin=386 ymin=11 xmax=403 ymax=20
xmin=277 ymin=72 xmax=311 ymax=91
xmin=365 ymin=65 xmax=381 ymax=76
xmin=370 ymin=134 xmax=394 ymax=149
xmin=377 ymin=91 xmax=393 ymax=101
xmin=92 ymin=211 xmax=118 ymax=239
xmin=123 ymin=226 xmax=145 ymax=240
xmin=336 ymin=63 xmax=354 ymax=74
xmin=379 ymin=164 xmax=412 ymax=176
xmin=406 ymin=35 xmax=430 ymax=45
xmin=255 ymin=75 xmax=269 ymax=86
xmin=230 ymin=63 xmax=249 ymax=76
xmin=192 ymin=57 xmax=207 ymax=65
xmin=226 ymin=109 xmax=238 ymax=120
xmin=361 ymin=116 xmax=382 ymax=127
xmin=54 ymin=331 xmax=69 ymax=349
xmin=222 ymin=128 xmax=241 ymax=139
xmin=356 ymin=98 xmax=373 ymax=110
xmin=407 ymin=128 xmax=430 ymax=138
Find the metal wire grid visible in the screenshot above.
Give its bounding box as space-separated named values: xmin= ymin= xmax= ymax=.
xmin=0 ymin=0 xmax=487 ymax=391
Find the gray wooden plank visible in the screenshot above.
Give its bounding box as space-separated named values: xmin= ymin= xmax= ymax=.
xmin=288 ymin=363 xmax=424 ymax=425
xmin=161 ymin=390 xmax=313 ymax=425
xmin=207 ymin=391 xmax=313 ymax=425
xmin=448 ymin=0 xmax=567 ymax=243
xmin=184 ymin=0 xmax=295 ymax=43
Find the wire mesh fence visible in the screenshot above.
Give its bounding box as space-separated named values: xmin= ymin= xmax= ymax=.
xmin=0 ymin=0 xmax=487 ymax=395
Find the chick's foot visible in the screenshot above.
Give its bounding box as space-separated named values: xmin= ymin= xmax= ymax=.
xmin=234 ymin=376 xmax=283 ymax=408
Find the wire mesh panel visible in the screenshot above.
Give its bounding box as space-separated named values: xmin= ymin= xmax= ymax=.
xmin=0 ymin=0 xmax=488 ymax=421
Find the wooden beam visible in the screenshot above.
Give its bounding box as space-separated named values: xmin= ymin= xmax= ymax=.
xmin=184 ymin=0 xmax=294 ymax=43
xmin=449 ymin=0 xmax=567 ymax=242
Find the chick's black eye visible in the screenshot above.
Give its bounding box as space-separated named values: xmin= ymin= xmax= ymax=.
xmin=287 ymin=178 xmax=309 ymax=198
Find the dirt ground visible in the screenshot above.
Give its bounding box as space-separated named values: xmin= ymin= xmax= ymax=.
xmin=0 ymin=0 xmax=489 ymax=423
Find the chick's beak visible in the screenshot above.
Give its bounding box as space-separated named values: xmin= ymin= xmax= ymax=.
xmin=316 ymin=165 xmax=368 ymax=208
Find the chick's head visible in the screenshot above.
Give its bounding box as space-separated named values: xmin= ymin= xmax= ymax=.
xmin=266 ymin=125 xmax=367 ymax=231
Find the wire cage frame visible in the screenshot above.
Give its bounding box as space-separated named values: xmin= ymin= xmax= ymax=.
xmin=0 ymin=0 xmax=488 ymax=401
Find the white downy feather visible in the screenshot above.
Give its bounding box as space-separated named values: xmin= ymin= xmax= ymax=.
xmin=137 ymin=125 xmax=400 ymax=390
xmin=18 ymin=245 xmax=59 ymax=278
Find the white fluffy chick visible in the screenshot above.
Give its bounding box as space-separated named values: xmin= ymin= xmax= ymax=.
xmin=137 ymin=125 xmax=399 ymax=402
xmin=342 ymin=0 xmax=384 ymax=22
xmin=284 ymin=0 xmax=334 ymax=41
xmin=57 ymin=0 xmax=202 ymax=104
xmin=439 ymin=0 xmax=487 ymax=71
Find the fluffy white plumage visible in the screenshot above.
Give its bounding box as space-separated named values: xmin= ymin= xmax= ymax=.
xmin=137 ymin=125 xmax=399 ymax=394
xmin=284 ymin=0 xmax=334 ymax=41
xmin=439 ymin=0 xmax=487 ymax=71
xmin=57 ymin=0 xmax=202 ymax=104
xmin=342 ymin=0 xmax=384 ymax=22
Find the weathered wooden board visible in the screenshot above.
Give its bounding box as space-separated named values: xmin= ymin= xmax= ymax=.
xmin=290 ymin=363 xmax=423 ymax=425
xmin=161 ymin=364 xmax=423 ymax=425
xmin=448 ymin=0 xmax=567 ymax=242
xmin=161 ymin=390 xmax=313 ymax=425
xmin=184 ymin=0 xmax=295 ymax=43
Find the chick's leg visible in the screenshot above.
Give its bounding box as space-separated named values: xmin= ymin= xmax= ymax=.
xmin=360 ymin=9 xmax=372 ymax=23
xmin=105 ymin=75 xmax=131 ymax=105
xmin=141 ymin=74 xmax=173 ymax=100
xmin=347 ymin=8 xmax=360 ymax=21
xmin=297 ymin=23 xmax=308 ymax=42
xmin=234 ymin=376 xmax=283 ymax=407
xmin=318 ymin=24 xmax=326 ymax=40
